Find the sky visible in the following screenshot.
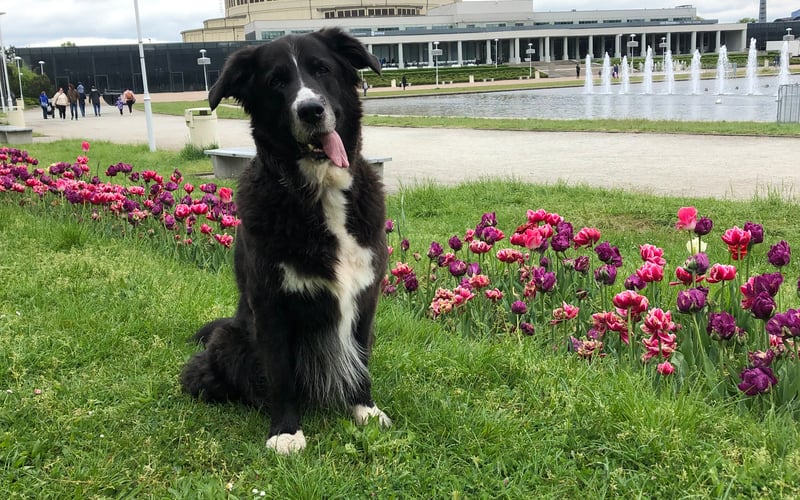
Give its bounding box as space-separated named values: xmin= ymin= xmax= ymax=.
xmin=0 ymin=1 xmax=797 ymax=48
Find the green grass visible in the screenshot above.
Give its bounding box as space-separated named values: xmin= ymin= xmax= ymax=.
xmin=3 ymin=146 xmax=800 ymax=497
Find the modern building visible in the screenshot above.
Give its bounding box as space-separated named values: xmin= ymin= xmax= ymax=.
xmin=13 ymin=1 xmax=800 ymax=95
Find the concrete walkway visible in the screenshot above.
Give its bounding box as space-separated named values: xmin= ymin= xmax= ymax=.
xmin=17 ymin=102 xmax=800 ymax=200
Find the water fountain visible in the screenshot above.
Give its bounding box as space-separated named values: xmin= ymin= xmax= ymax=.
xmin=746 ymin=37 xmax=760 ymax=95
xmin=777 ymin=40 xmax=791 ymax=91
xmin=620 ymin=55 xmax=630 ymax=94
xmin=664 ymin=50 xmax=675 ymax=95
xmin=690 ymin=50 xmax=702 ymax=95
xmin=601 ymin=52 xmax=612 ymax=94
xmin=642 ymin=46 xmax=654 ymax=95
xmin=715 ymin=45 xmax=729 ymax=95
xmin=583 ymin=53 xmax=593 ymax=94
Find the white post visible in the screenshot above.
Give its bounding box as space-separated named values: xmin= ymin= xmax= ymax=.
xmin=14 ymin=56 xmax=22 ymax=101
xmin=133 ymin=0 xmax=156 ymax=152
xmin=0 ymin=12 xmax=12 ymax=112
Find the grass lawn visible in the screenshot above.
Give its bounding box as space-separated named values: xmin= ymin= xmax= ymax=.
xmin=2 ymin=137 xmax=800 ymax=497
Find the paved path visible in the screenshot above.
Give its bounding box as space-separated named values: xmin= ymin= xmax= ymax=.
xmin=18 ymin=103 xmax=800 ymax=200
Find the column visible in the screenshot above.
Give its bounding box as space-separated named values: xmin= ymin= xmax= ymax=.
xmin=544 ymin=36 xmax=551 ymax=63
xmin=513 ymin=38 xmax=520 ymax=64
xmin=741 ymin=30 xmax=748 ymax=51
xmin=691 ymin=31 xmax=697 ymax=53
xmin=666 ymin=32 xmax=672 ymax=54
xmin=457 ymin=40 xmax=463 ymax=65
xmin=715 ymin=30 xmax=721 ymax=52
xmin=538 ymin=38 xmax=544 ymax=61
xmin=427 ymin=41 xmax=433 ymax=67
xmin=562 ymin=36 xmax=568 ymax=60
xmin=641 ymin=33 xmax=646 ymax=57
xmin=486 ymin=40 xmax=492 ymax=64
xmin=588 ymin=35 xmax=594 ymax=58
xmin=675 ymin=33 xmax=681 ymax=55
xmin=615 ymin=34 xmax=621 ymax=58
xmin=397 ymin=43 xmax=404 ymax=69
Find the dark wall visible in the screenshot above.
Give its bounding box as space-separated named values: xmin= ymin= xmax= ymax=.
xmin=15 ymin=41 xmax=262 ymax=95
xmin=747 ymin=21 xmax=800 ymax=50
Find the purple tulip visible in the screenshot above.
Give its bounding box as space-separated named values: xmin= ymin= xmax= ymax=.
xmin=427 ymin=241 xmax=443 ymax=259
xmin=677 ymin=287 xmax=707 ymax=313
xmin=766 ymin=308 xmax=800 ymax=339
xmin=624 ymin=273 xmax=646 ymax=291
xmin=400 ymin=239 xmax=410 ymax=251
xmin=551 ymin=232 xmax=571 ymax=253
xmin=752 ymin=272 xmax=784 ymax=297
xmin=533 ymin=267 xmax=556 ymax=292
xmin=694 ymin=217 xmax=713 ymax=236
xmin=511 ymin=300 xmax=528 ymax=315
xmin=448 ymin=235 xmax=463 ymax=252
xmin=737 ymin=366 xmax=778 ymax=396
xmin=594 ymin=264 xmax=617 ymax=286
xmin=595 ymin=241 xmax=623 ymax=267
xmin=743 ymin=221 xmax=764 ymax=246
xmin=748 ymin=350 xmax=776 ymax=368
xmin=481 ymin=226 xmax=502 ymax=244
xmin=403 ymin=274 xmax=419 ymax=292
xmin=707 ymin=312 xmax=739 ymax=340
xmin=466 ymin=262 xmax=481 ymax=276
xmin=519 ymin=322 xmax=535 ymax=336
xmin=750 ymin=292 xmax=777 ymax=320
xmin=684 ymin=253 xmax=709 ymax=275
xmin=449 ymin=259 xmax=467 ymax=277
xmin=767 ymin=240 xmax=791 ymax=268
xmin=384 ymin=219 xmax=394 ymax=233
xmin=574 ymin=256 xmax=590 ymax=273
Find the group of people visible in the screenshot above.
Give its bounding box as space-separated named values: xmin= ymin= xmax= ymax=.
xmin=38 ymin=85 xmax=135 ymax=120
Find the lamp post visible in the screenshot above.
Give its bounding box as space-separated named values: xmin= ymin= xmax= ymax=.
xmin=14 ymin=56 xmax=22 ymax=102
xmin=626 ymin=34 xmax=638 ymax=72
xmin=494 ymin=38 xmax=499 ymax=68
xmin=526 ymin=42 xmax=535 ymax=78
xmin=197 ymin=49 xmax=211 ymax=93
xmin=38 ymin=60 xmax=45 ymax=75
xmin=133 ymin=0 xmax=156 ymax=152
xmin=784 ymin=28 xmax=795 ymax=41
xmin=0 ymin=12 xmax=13 ymax=112
xmin=431 ymin=41 xmax=442 ymax=88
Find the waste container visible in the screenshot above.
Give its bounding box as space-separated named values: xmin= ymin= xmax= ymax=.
xmin=184 ymin=107 xmax=218 ymax=148
xmin=7 ymin=106 xmax=25 ymax=127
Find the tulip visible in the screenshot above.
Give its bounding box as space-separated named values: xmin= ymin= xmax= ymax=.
xmin=737 ymin=366 xmax=778 ymax=396
xmin=767 ymin=240 xmax=791 ymax=268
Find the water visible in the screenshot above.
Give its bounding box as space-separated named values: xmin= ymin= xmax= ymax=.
xmin=664 ymin=51 xmax=675 ymax=95
xmin=363 ymin=75 xmax=799 ymax=122
xmin=620 ymin=55 xmax=630 ymax=94
xmin=746 ymin=37 xmax=760 ymax=95
xmin=690 ymin=50 xmax=702 ymax=95
xmin=715 ymin=45 xmax=729 ymax=95
xmin=600 ymin=53 xmax=612 ymax=94
xmin=583 ymin=54 xmax=593 ymax=94
xmin=643 ymin=47 xmax=654 ymax=95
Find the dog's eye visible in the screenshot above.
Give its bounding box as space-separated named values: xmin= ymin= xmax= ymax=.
xmin=268 ymin=77 xmax=286 ymax=89
xmin=313 ymin=63 xmax=330 ymax=76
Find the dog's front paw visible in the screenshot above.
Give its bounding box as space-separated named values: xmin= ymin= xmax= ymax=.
xmin=352 ymin=404 xmax=392 ymax=428
xmin=266 ymin=430 xmax=306 ymax=454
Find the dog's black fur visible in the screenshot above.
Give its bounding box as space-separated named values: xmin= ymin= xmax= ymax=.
xmin=179 ymin=28 xmax=389 ymax=454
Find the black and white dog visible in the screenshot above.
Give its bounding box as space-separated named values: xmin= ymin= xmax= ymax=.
xmin=180 ymin=28 xmax=390 ymax=454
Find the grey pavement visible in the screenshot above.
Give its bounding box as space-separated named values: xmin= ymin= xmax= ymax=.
xmin=18 ymin=102 xmax=800 ymax=200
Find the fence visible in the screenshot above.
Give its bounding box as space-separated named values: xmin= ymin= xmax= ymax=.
xmin=777 ymin=83 xmax=800 ymax=123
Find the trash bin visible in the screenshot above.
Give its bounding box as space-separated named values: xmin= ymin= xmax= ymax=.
xmin=7 ymin=106 xmax=25 ymax=127
xmin=15 ymin=98 xmax=25 ymax=111
xmin=184 ymin=107 xmax=218 ymax=148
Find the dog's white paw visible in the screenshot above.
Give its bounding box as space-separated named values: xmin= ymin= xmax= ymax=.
xmin=266 ymin=430 xmax=306 ymax=455
xmin=352 ymin=404 xmax=392 ymax=428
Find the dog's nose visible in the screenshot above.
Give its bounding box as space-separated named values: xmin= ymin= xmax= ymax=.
xmin=297 ymin=100 xmax=325 ymax=124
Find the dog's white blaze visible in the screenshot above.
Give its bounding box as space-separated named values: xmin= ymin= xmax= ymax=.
xmin=278 ymin=263 xmax=327 ymax=296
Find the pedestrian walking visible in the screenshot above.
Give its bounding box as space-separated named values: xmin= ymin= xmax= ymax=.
xmin=77 ymin=82 xmax=87 ymax=117
xmin=39 ymin=91 xmax=50 ymax=119
xmin=67 ymin=84 xmax=79 ymax=120
xmin=123 ymin=89 xmax=136 ymax=114
xmin=89 ymin=85 xmax=102 ymax=117
xmin=53 ymin=88 xmax=68 ymax=119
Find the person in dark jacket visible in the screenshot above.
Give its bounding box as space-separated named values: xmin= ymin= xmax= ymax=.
xmin=88 ymin=85 xmax=102 ymax=117
xmin=67 ymin=84 xmax=79 ymax=120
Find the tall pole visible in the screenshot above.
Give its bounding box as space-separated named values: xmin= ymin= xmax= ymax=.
xmin=0 ymin=12 xmax=12 ymax=112
xmin=38 ymin=60 xmax=44 ymax=75
xmin=494 ymin=38 xmax=499 ymax=68
xmin=14 ymin=56 xmax=22 ymax=101
xmin=133 ymin=0 xmax=156 ymax=152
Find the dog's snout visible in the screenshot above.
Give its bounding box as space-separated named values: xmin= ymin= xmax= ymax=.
xmin=297 ymin=100 xmax=325 ymax=124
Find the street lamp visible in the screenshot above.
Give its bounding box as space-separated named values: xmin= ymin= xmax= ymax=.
xmin=38 ymin=60 xmax=45 ymax=75
xmin=14 ymin=56 xmax=22 ymax=102
xmin=526 ymin=42 xmax=536 ymax=78
xmin=197 ymin=48 xmax=211 ymax=92
xmin=626 ymin=34 xmax=638 ymax=71
xmin=133 ymin=0 xmax=156 ymax=152
xmin=431 ymin=41 xmax=442 ymax=88
xmin=784 ymin=28 xmax=795 ymax=41
xmin=0 ymin=12 xmax=13 ymax=112
xmin=494 ymin=38 xmax=499 ymax=68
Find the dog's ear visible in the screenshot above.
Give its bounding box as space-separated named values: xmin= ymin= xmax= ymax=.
xmin=315 ymin=28 xmax=381 ymax=75
xmin=208 ymin=45 xmax=258 ymax=110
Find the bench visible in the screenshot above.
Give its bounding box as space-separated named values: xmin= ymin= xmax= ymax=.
xmin=0 ymin=125 xmax=33 ymax=144
xmin=204 ymin=147 xmax=391 ymax=179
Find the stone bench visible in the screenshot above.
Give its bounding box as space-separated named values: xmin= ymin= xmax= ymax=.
xmin=0 ymin=125 xmax=33 ymax=144
xmin=204 ymin=147 xmax=391 ymax=179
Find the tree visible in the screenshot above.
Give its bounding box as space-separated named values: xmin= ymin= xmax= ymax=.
xmin=61 ymin=41 xmax=76 ymax=47
xmin=739 ymin=17 xmax=757 ymax=23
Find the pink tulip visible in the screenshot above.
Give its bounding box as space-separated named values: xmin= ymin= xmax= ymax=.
xmin=706 ymin=263 xmax=737 ymax=283
xmin=639 ymin=244 xmax=666 ymax=266
xmin=721 ymin=226 xmax=751 ymax=260
xmin=636 ymin=261 xmax=664 ymax=283
xmin=613 ymin=290 xmax=650 ymax=321
xmin=657 ymin=361 xmax=675 ymax=375
xmin=551 ymin=302 xmax=580 ymax=325
xmin=573 ymin=227 xmax=601 ymax=248
xmin=81 ymin=141 xmax=90 ymax=152
xmin=219 ymin=186 xmax=233 ymax=204
xmin=675 ymin=207 xmax=698 ymax=231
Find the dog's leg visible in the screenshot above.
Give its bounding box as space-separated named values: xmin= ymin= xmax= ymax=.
xmin=349 ymin=290 xmax=392 ymax=428
xmin=254 ymin=313 xmax=308 ymax=454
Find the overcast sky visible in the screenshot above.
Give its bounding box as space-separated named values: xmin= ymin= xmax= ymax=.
xmin=1 ymin=1 xmax=796 ymax=48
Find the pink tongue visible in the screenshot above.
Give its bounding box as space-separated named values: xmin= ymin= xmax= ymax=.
xmin=320 ymin=131 xmax=349 ymax=168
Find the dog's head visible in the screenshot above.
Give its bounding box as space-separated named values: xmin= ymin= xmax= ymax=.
xmin=209 ymin=28 xmax=380 ymax=168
